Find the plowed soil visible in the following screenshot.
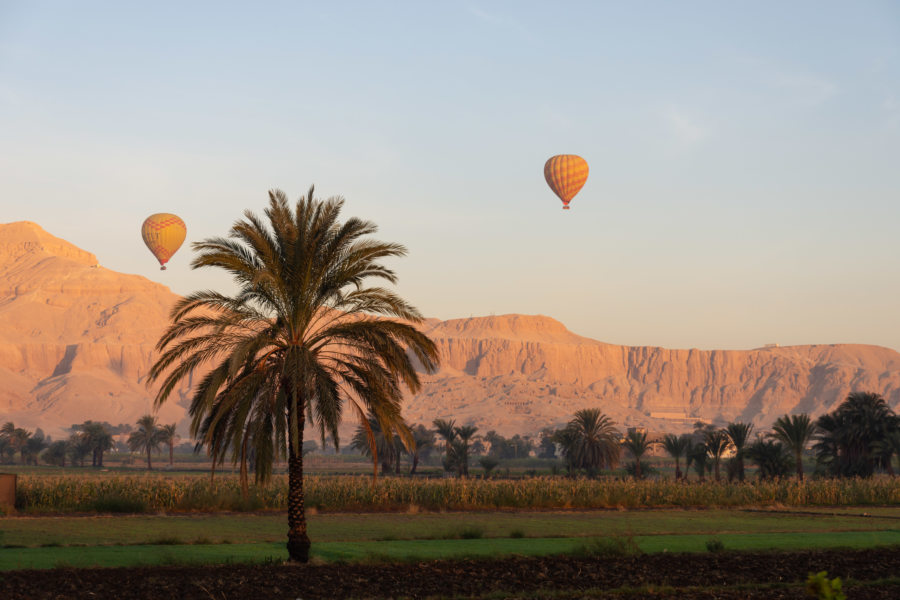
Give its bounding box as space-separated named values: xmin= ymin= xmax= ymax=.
xmin=2 ymin=547 xmax=900 ymax=599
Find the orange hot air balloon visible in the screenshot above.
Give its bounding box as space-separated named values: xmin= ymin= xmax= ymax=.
xmin=141 ymin=213 xmax=186 ymax=270
xmin=544 ymin=154 xmax=589 ymax=210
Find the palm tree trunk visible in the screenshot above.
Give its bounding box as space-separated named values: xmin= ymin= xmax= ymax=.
xmin=737 ymin=455 xmax=745 ymax=482
xmin=240 ymin=434 xmax=249 ymax=499
xmin=146 ymin=446 xmax=152 ymax=470
xmin=410 ymin=451 xmax=419 ymax=475
xmin=169 ymin=442 xmax=174 ymax=467
xmin=795 ymin=448 xmax=804 ymax=481
xmin=98 ymin=449 xmax=104 ymax=468
xmin=287 ymin=407 xmax=310 ymax=563
xmin=635 ymin=459 xmax=642 ymax=479
xmin=714 ymin=459 xmax=720 ymax=482
xmin=674 ymin=457 xmax=681 ymax=481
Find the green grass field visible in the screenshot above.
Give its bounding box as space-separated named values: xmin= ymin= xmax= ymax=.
xmin=3 ymin=507 xmax=900 ymax=570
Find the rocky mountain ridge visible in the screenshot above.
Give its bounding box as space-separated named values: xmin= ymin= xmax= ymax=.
xmin=2 ymin=221 xmax=899 ymax=439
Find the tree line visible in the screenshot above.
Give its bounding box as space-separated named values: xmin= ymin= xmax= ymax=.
xmin=345 ymin=391 xmax=899 ymax=482
xmin=0 ymin=415 xmax=179 ymax=469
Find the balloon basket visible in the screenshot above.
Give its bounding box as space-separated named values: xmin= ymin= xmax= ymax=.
xmin=160 ymin=266 xmax=167 ymax=271
xmin=562 ymin=205 xmax=570 ymax=210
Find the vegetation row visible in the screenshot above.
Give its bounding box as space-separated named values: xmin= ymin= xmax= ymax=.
xmin=15 ymin=473 xmax=900 ymax=514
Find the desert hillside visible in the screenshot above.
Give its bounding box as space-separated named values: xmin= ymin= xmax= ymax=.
xmin=2 ymin=221 xmax=899 ymax=439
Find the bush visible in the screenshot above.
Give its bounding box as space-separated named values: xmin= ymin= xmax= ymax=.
xmin=459 ymin=525 xmax=485 ymax=539
xmin=705 ymin=538 xmax=725 ymax=553
xmin=806 ymin=571 xmax=846 ymax=600
xmin=573 ymin=535 xmax=642 ymax=558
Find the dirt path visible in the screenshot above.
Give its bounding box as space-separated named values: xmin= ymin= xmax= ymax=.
xmin=2 ymin=547 xmax=900 ymax=599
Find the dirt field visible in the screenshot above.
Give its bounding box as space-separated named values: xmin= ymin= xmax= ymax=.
xmin=2 ymin=546 xmax=900 ymax=599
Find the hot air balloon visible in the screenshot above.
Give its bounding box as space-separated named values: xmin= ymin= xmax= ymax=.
xmin=141 ymin=213 xmax=186 ymax=270
xmin=544 ymin=154 xmax=589 ymax=210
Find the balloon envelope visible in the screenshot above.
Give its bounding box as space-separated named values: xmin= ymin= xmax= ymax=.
xmin=141 ymin=213 xmax=186 ymax=270
xmin=544 ymin=154 xmax=589 ymax=209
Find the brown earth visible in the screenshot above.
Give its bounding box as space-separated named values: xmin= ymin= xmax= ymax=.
xmin=2 ymin=220 xmax=900 ymax=439
xmin=1 ymin=547 xmax=900 ymax=599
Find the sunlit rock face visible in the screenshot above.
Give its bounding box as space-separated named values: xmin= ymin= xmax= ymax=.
xmin=411 ymin=316 xmax=900 ymax=435
xmin=2 ymin=221 xmax=900 ymax=439
xmin=0 ymin=222 xmax=187 ymax=435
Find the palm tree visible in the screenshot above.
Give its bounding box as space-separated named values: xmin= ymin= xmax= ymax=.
xmin=704 ymin=429 xmax=732 ymax=482
xmin=43 ymin=440 xmax=69 ymax=467
xmin=662 ymin=433 xmax=691 ymax=480
xmin=67 ymin=433 xmax=93 ymax=467
xmin=454 ymin=425 xmax=479 ymax=477
xmin=478 ymin=455 xmax=499 ymax=476
xmin=128 ymin=415 xmax=163 ymax=470
xmin=873 ymin=429 xmax=900 ymax=476
xmin=745 ymin=439 xmax=792 ymax=480
xmin=75 ymin=421 xmax=114 ymax=467
xmin=158 ymin=424 xmax=180 ymax=467
xmin=725 ymin=422 xmax=753 ymax=482
xmin=23 ymin=435 xmax=47 ymax=465
xmin=813 ymin=392 xmax=897 ymax=477
xmin=148 ymin=188 xmax=439 ymax=563
xmin=352 ymin=412 xmax=407 ymax=475
xmin=558 ymin=408 xmax=621 ymax=476
xmin=622 ymin=429 xmax=655 ymax=479
xmin=770 ymin=413 xmax=817 ymax=480
xmin=433 ymin=419 xmax=458 ymax=474
xmin=689 ymin=442 xmax=709 ymax=482
xmin=408 ymin=424 xmax=434 ymax=475
xmin=2 ymin=424 xmax=32 ymax=465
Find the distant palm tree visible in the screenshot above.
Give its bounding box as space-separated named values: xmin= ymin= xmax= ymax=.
xmin=43 ymin=440 xmax=69 ymax=467
xmin=128 ymin=415 xmax=164 ymax=470
xmin=148 ymin=188 xmax=439 ymax=563
xmin=158 ymin=424 xmax=180 ymax=467
xmin=662 ymin=433 xmax=691 ymax=480
xmin=75 ymin=421 xmax=114 ymax=467
xmin=454 ymin=425 xmax=479 ymax=477
xmin=622 ymin=430 xmax=655 ymax=479
xmin=725 ymin=422 xmax=753 ymax=482
xmin=23 ymin=434 xmax=47 ymax=466
xmin=770 ymin=413 xmax=817 ymax=480
xmin=813 ymin=393 xmax=897 ymax=478
xmin=745 ymin=439 xmax=792 ymax=480
xmin=352 ymin=412 xmax=408 ymax=475
xmin=433 ymin=418 xmax=458 ymax=474
xmin=873 ymin=429 xmax=900 ymax=476
xmin=478 ymin=455 xmax=499 ymax=477
xmin=689 ymin=442 xmax=709 ymax=482
xmin=558 ymin=409 xmax=621 ymax=476
xmin=408 ymin=424 xmax=434 ymax=475
xmin=704 ymin=430 xmax=732 ymax=482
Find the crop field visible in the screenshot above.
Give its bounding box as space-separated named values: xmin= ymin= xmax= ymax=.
xmin=5 ymin=471 xmax=900 ymax=596
xmin=3 ymin=507 xmax=900 ymax=571
xmin=11 ymin=471 xmax=900 ymax=513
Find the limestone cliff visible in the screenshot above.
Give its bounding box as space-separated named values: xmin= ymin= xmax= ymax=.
xmin=2 ymin=221 xmax=899 ymax=438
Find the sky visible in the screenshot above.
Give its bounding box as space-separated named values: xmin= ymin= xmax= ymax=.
xmin=1 ymin=1 xmax=899 ymax=351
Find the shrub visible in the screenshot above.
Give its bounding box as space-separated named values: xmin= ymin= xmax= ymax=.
xmin=705 ymin=538 xmax=725 ymax=553
xmin=806 ymin=571 xmax=846 ymax=600
xmin=459 ymin=525 xmax=484 ymax=539
xmin=573 ymin=535 xmax=642 ymax=558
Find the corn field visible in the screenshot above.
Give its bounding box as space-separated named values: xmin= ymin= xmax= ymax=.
xmin=14 ymin=474 xmax=900 ymax=514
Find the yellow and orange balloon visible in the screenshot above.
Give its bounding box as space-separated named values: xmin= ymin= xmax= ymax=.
xmin=141 ymin=213 xmax=186 ymax=270
xmin=544 ymin=154 xmax=589 ymax=210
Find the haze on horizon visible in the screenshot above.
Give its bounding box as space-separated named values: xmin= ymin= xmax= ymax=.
xmin=1 ymin=1 xmax=898 ymax=352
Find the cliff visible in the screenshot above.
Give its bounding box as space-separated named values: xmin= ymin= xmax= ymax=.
xmin=2 ymin=221 xmax=899 ymax=438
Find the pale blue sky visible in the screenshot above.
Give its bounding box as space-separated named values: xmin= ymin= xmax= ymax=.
xmin=1 ymin=1 xmax=899 ymax=350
